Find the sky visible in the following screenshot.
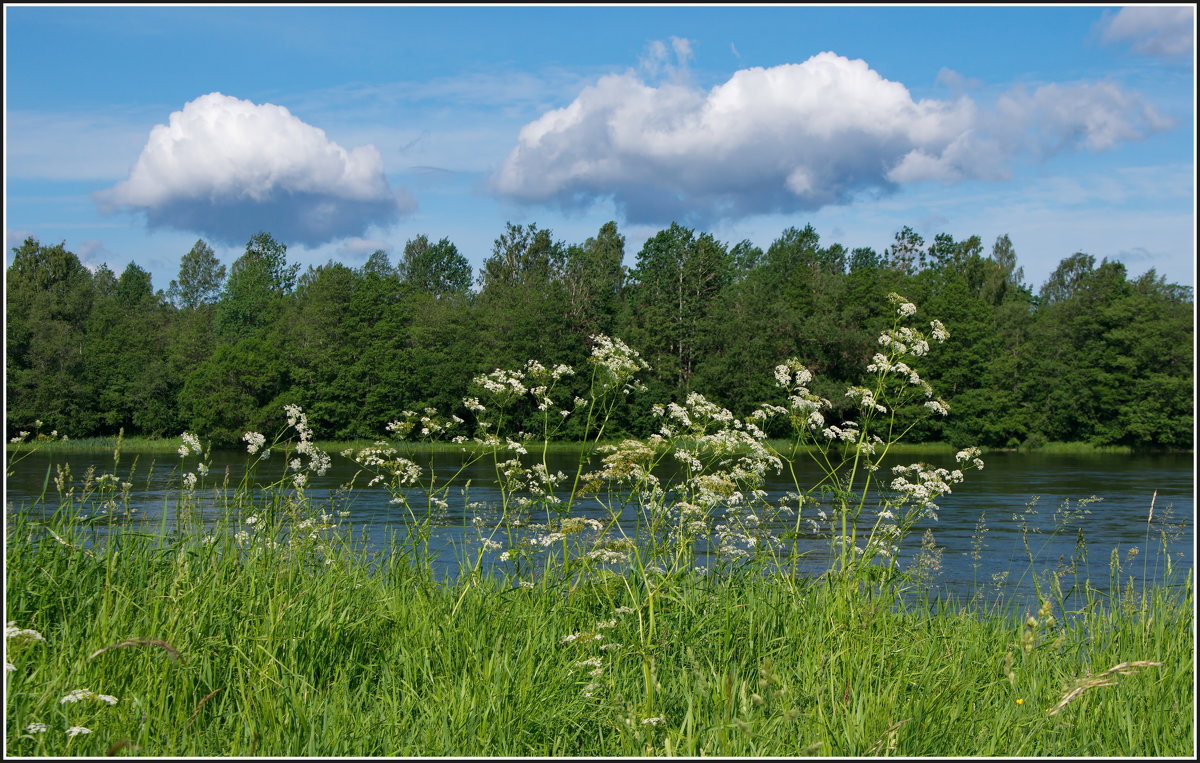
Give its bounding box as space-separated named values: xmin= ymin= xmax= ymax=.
xmin=4 ymin=4 xmax=1196 ymax=294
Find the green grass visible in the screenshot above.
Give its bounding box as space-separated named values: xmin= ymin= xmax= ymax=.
xmin=5 ymin=502 xmax=1193 ymax=757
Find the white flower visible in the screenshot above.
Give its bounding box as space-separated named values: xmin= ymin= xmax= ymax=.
xmin=179 ymin=432 xmax=201 ymax=456
xmin=6 ymin=623 xmax=45 ymax=645
xmin=242 ymin=431 xmax=266 ymax=454
xmin=59 ymin=689 xmax=93 ymax=704
xmin=65 ymin=726 xmax=92 ymax=738
xmin=640 ymin=716 xmax=666 ymax=726
xmin=26 ymin=722 xmax=48 ymax=733
xmin=182 ymin=472 xmax=197 ymax=490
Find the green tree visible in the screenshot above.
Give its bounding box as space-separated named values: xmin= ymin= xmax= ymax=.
xmin=398 ymin=235 xmax=472 ymax=296
xmin=215 ymin=232 xmax=299 ymax=339
xmin=563 ymin=221 xmax=626 ymax=339
xmin=5 ymin=238 xmax=97 ymax=436
xmin=85 ymin=263 xmax=176 ymax=434
xmin=167 ymin=239 xmax=225 ymax=310
xmin=626 ymin=223 xmax=733 ymax=395
xmin=477 ymin=222 xmax=574 ymax=369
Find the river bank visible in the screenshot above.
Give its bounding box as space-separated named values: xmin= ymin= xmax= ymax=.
xmin=6 ymin=434 xmax=1165 ymax=456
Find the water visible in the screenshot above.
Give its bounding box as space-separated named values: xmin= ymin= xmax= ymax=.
xmin=5 ymin=447 xmax=1193 ymax=609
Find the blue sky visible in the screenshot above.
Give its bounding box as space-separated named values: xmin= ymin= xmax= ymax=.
xmin=4 ymin=4 xmax=1195 ymax=293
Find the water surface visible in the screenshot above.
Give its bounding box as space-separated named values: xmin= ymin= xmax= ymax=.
xmin=6 ymin=447 xmax=1193 ymax=610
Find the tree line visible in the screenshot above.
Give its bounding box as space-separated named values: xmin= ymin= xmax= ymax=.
xmin=5 ymin=221 xmax=1193 ymax=449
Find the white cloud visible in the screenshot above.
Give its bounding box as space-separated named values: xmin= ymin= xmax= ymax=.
xmin=490 ymin=50 xmax=1173 ymax=226
xmin=1099 ymin=6 xmax=1195 ymax=61
xmin=993 ymin=81 xmax=1174 ymax=155
xmin=94 ymin=92 xmax=414 ymax=246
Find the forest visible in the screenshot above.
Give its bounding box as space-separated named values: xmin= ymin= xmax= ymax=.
xmin=5 ymin=221 xmax=1194 ymax=449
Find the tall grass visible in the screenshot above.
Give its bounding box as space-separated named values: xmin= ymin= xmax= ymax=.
xmin=4 ymin=505 xmax=1193 ymax=756
xmin=6 ymin=296 xmax=1194 ymax=756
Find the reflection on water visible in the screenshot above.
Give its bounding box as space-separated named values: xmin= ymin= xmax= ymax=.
xmin=5 ymin=447 xmax=1193 ymax=609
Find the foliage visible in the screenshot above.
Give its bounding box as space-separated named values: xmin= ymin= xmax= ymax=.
xmin=4 ymin=220 xmax=1193 ymax=449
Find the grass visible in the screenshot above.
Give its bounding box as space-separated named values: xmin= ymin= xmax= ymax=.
xmin=4 ymin=498 xmax=1193 ymax=757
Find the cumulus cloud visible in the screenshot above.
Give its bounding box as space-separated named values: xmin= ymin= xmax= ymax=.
xmin=95 ymin=92 xmax=414 ymax=246
xmin=1099 ymin=6 xmax=1195 ymax=61
xmin=491 ymin=49 xmax=1173 ymax=225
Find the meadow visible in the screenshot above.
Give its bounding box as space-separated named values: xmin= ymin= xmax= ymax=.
xmin=5 ymin=296 xmax=1193 ymax=757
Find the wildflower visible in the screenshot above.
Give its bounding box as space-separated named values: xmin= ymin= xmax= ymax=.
xmin=26 ymin=722 xmax=48 ymax=733
xmin=179 ymin=432 xmax=201 ymax=457
xmin=924 ymin=400 xmax=949 ymax=416
xmin=242 ymin=431 xmax=266 ymax=454
xmin=640 ymin=716 xmax=666 ymax=726
xmin=955 ymin=447 xmax=985 ymax=470
xmin=6 ymin=622 xmax=45 ymax=645
xmin=65 ymin=726 xmax=92 ymax=738
xmin=182 ymin=473 xmax=197 ymax=490
xmin=61 ymin=689 xmax=115 ymax=704
xmin=5 ymin=661 xmax=14 ymax=672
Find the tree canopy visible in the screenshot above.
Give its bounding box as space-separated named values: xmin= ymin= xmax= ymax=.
xmin=5 ymin=224 xmax=1193 ymax=449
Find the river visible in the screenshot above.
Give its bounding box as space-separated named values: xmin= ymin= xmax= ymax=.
xmin=5 ymin=447 xmax=1193 ymax=609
